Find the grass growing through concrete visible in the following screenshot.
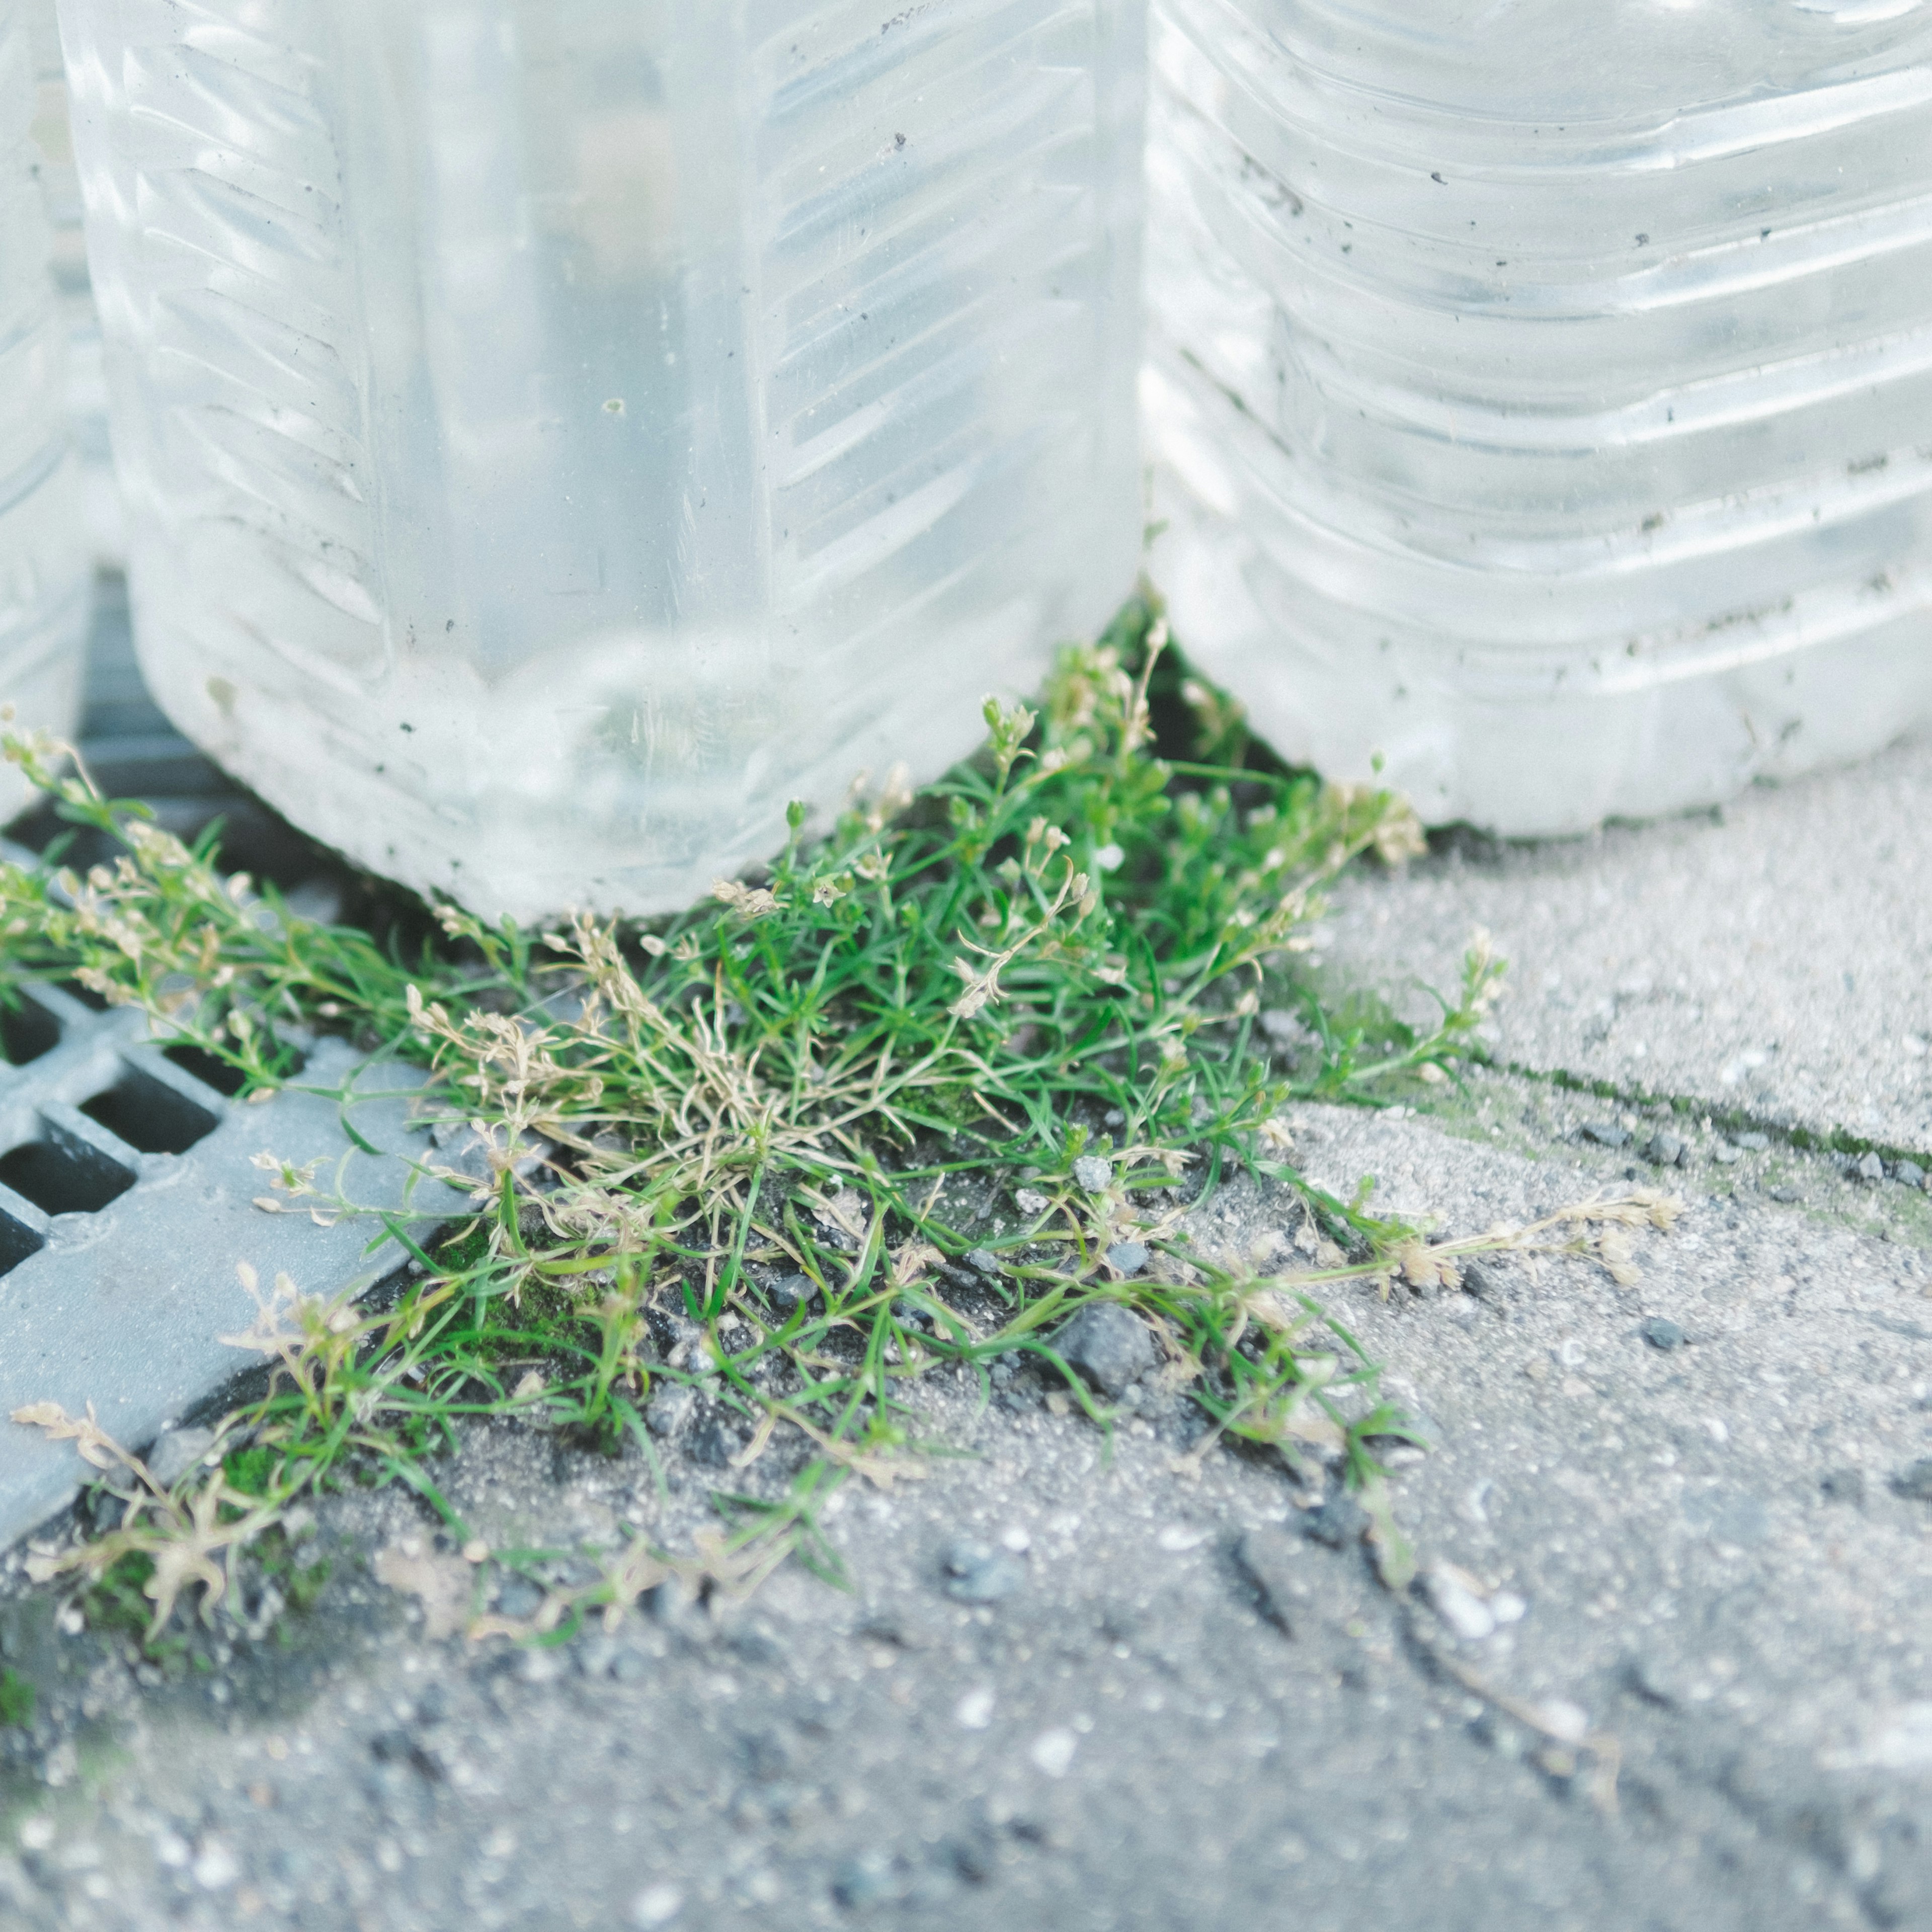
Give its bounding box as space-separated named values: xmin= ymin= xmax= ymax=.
xmin=2 ymin=604 xmax=1554 ymax=1642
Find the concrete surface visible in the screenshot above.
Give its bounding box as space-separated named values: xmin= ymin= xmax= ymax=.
xmin=0 ymin=625 xmax=1928 ymax=1930
xmin=0 ymin=1082 xmax=1928 ymax=1929
xmin=1323 ymin=736 xmax=1932 ymax=1159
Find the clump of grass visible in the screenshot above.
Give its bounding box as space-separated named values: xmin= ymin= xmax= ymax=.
xmin=4 ymin=602 xmax=1540 ymax=1638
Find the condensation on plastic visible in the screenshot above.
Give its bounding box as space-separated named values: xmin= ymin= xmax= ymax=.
xmin=58 ymin=0 xmax=1147 ymax=921
xmin=1145 ymin=0 xmax=1932 ymax=836
xmin=0 ymin=0 xmax=90 ymax=823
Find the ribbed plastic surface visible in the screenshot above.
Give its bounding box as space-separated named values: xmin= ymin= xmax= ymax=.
xmin=60 ymin=0 xmax=1146 ymax=920
xmin=1145 ymin=1 xmax=1932 ymax=835
xmin=24 ymin=0 xmax=119 ymax=566
xmin=0 ymin=0 xmax=89 ymax=822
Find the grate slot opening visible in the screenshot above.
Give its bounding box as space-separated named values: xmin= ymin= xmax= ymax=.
xmin=0 ymin=1137 xmax=137 ymax=1217
xmin=162 ymin=1044 xmax=249 ymax=1098
xmin=0 ymin=999 xmax=59 ymax=1068
xmin=82 ymin=1069 xmax=219 ymax=1157
xmin=0 ymin=1211 xmax=44 ymax=1277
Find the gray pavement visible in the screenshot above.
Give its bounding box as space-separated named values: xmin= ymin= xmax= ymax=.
xmin=1324 ymin=735 xmax=1932 ymax=1159
xmin=0 ymin=736 xmax=1928 ymax=1930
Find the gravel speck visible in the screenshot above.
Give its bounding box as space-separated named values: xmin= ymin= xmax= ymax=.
xmin=191 ymin=1838 xmax=239 ymax=1891
xmin=1731 ymin=1131 xmax=1771 ymax=1152
xmin=832 ymin=1851 xmax=895 ymax=1909
xmin=941 ymin=1540 xmax=1027 ymax=1604
xmin=954 ymin=1686 xmax=996 ymax=1731
xmin=1030 ymin=1728 xmax=1079 ymax=1779
xmin=1643 ymin=1132 xmax=1687 ymax=1167
xmin=1014 ymin=1188 xmax=1051 ymax=1217
xmin=1640 ymin=1317 xmax=1684 ymax=1352
xmin=1856 ymin=1151 xmax=1886 ymax=1184
xmin=492 ymin=1575 xmax=544 ymax=1621
xmin=631 ymin=1883 xmax=685 ymax=1927
xmin=688 ymin=1414 xmax=749 ymax=1468
xmin=965 ymin=1248 xmax=1002 ymax=1276
xmin=1579 ymin=1123 xmax=1630 ymax=1149
xmin=1897 ymin=1159 xmax=1927 ymax=1189
xmin=1052 ymin=1302 xmax=1155 ymax=1397
xmin=1105 ymin=1241 xmax=1149 ymax=1276
xmin=645 ymin=1384 xmax=696 ymax=1438
xmin=1073 ymin=1155 xmax=1114 ymax=1192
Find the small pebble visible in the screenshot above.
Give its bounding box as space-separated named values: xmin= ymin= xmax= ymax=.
xmin=1073 ymin=1155 xmax=1114 ymax=1192
xmin=1299 ymin=1492 xmax=1370 ymax=1551
xmin=631 ymin=1884 xmax=685 ymax=1927
xmin=1897 ymin=1160 xmax=1927 ymax=1190
xmin=954 ymin=1686 xmax=996 ymax=1730
xmin=1856 ymin=1151 xmax=1885 ymax=1184
xmin=1640 ymin=1317 xmax=1684 ymax=1352
xmin=1105 ymin=1241 xmax=1149 ymax=1276
xmin=1820 ymin=1468 xmax=1867 ymax=1508
xmin=146 ymin=1425 xmax=218 ymax=1490
xmin=766 ymin=1273 xmax=819 ymax=1315
xmin=965 ymin=1248 xmax=1002 ymax=1276
xmin=1460 ymin=1260 xmax=1500 ymax=1301
xmin=1422 ymin=1565 xmax=1495 ymax=1643
xmin=1768 ymin=1185 xmax=1801 ymax=1203
xmin=1644 ymin=1132 xmax=1687 ymax=1167
xmin=1731 ymin=1131 xmax=1770 ymax=1152
xmin=191 ymin=1839 xmax=239 ymax=1892
xmin=493 ymin=1575 xmax=545 ymax=1621
xmin=1053 ymin=1302 xmax=1156 ymax=1397
xmin=645 ymin=1384 xmax=696 ymax=1438
xmin=941 ymin=1540 xmax=1026 ymax=1604
xmin=832 ymin=1854 xmax=894 ymax=1910
xmin=1014 ymin=1188 xmax=1051 ymax=1217
xmin=1537 ymin=1700 xmax=1591 ymax=1746
xmin=1030 ymin=1729 xmax=1079 ymax=1779
xmin=1890 ymin=1459 xmax=1932 ymax=1503
xmin=687 ymin=1415 xmax=748 ymax=1468
xmin=1579 ymin=1123 xmax=1630 ymax=1149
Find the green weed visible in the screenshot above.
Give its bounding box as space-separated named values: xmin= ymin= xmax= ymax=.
xmin=0 ymin=1666 xmax=33 ymax=1728
xmin=3 ymin=601 xmax=1580 ymax=1640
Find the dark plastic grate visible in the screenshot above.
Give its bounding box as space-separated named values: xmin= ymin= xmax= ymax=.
xmin=0 ymin=585 xmax=469 ymax=1548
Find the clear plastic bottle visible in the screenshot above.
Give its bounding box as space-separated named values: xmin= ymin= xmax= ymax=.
xmin=1146 ymin=2 xmax=1932 ymax=836
xmin=57 ymin=0 xmax=1147 ymax=920
xmin=25 ymin=0 xmax=118 ymax=565
xmin=0 ymin=0 xmax=88 ymax=821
